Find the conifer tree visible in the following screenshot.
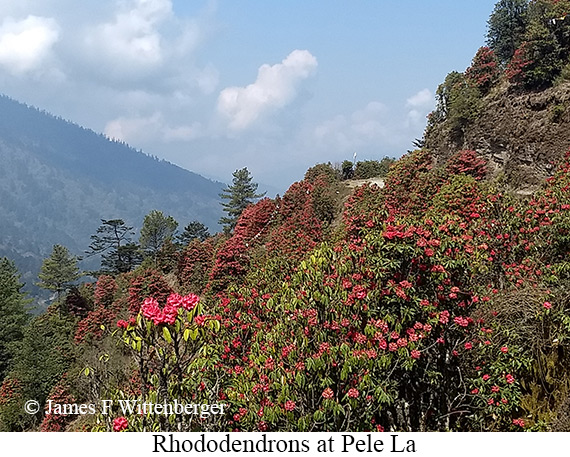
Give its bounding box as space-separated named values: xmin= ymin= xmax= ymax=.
xmin=139 ymin=210 xmax=178 ymax=260
xmin=177 ymin=221 xmax=211 ymax=245
xmin=0 ymin=258 xmax=30 ymax=381
xmin=486 ymin=0 xmax=529 ymax=65
xmin=87 ymin=219 xmax=140 ymax=274
xmin=219 ymin=168 xmax=265 ymax=234
xmin=37 ymin=245 xmax=80 ymax=303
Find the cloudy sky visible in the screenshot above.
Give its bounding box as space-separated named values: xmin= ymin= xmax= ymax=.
xmin=0 ymin=0 xmax=498 ymax=194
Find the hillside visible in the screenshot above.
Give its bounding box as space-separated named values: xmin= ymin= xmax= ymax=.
xmin=425 ymin=81 xmax=570 ymax=193
xmin=4 ymin=0 xmax=570 ymax=435
xmin=424 ymin=0 xmax=570 ymax=194
xmin=0 ymin=95 xmax=224 ymax=295
xmin=3 ymin=147 xmax=570 ymax=432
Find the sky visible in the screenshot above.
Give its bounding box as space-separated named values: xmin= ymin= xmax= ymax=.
xmin=0 ymin=0 xmax=499 ymax=194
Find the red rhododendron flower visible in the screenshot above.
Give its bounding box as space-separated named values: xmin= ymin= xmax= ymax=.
xmin=505 ymin=374 xmax=515 ymax=384
xmin=284 ymin=400 xmax=296 ymax=411
xmin=543 ymin=301 xmax=552 ymax=309
xmin=113 ymin=416 xmax=128 ymax=432
xmin=182 ymin=294 xmax=200 ymax=311
xmin=322 ymin=388 xmax=334 ymax=399
xmin=141 ymin=297 xmax=160 ymax=320
xmin=167 ymin=293 xmax=183 ymax=308
xmin=162 ymin=305 xmax=178 ymax=325
xmin=501 ymin=346 xmax=508 ymax=353
xmin=347 ymin=388 xmax=359 ymax=398
xmin=410 ymin=349 xmax=421 ymax=359
xmin=116 ymin=319 xmax=128 ymax=329
xmin=482 ymin=374 xmax=490 ymax=381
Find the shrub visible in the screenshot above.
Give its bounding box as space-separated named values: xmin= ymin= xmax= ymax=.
xmin=445 ymin=150 xmax=488 ymax=180
xmin=354 ymin=158 xmax=395 ymax=179
xmin=466 ymin=47 xmax=501 ymax=93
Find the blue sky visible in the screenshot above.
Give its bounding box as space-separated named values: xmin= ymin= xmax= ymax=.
xmin=0 ymin=0 xmax=498 ymax=194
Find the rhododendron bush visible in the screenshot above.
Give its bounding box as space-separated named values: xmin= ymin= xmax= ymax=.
xmin=83 ymin=150 xmax=570 ymax=431
xmin=10 ymin=149 xmax=570 ymax=432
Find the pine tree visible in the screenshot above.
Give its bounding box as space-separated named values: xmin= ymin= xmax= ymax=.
xmin=219 ymin=168 xmax=265 ymax=234
xmin=87 ymin=219 xmax=140 ymax=274
xmin=177 ymin=221 xmax=211 ymax=245
xmin=0 ymin=258 xmax=30 ymax=381
xmin=139 ymin=210 xmax=178 ymax=260
xmin=37 ymin=245 xmax=80 ymax=304
xmin=486 ymin=0 xmax=529 ymax=65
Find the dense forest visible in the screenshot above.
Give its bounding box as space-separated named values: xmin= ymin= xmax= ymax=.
xmin=2 ymin=0 xmax=570 ymax=432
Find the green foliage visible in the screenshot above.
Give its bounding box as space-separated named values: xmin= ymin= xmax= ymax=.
xmin=433 ymin=72 xmax=482 ymax=133
xmin=486 ymin=0 xmax=529 ymax=65
xmin=219 ymin=168 xmax=265 ymax=234
xmin=555 ymin=61 xmax=570 ymax=84
xmin=0 ymin=309 xmax=76 ymax=430
xmin=0 ymin=258 xmax=30 ymax=381
xmin=354 ymin=158 xmax=395 ymax=179
xmin=92 ymin=293 xmax=222 ymax=431
xmin=87 ymin=219 xmax=141 ymax=274
xmin=506 ymin=0 xmax=570 ymax=89
xmin=37 ymin=244 xmax=81 ymax=303
xmin=550 ymin=104 xmax=566 ymax=122
xmin=304 ymin=163 xmax=341 ymax=184
xmin=139 ymin=210 xmax=178 ymax=261
xmin=341 ymin=160 xmax=354 ymax=180
xmin=177 ymin=221 xmax=211 ymax=245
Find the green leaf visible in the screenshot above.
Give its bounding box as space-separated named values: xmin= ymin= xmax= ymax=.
xmin=162 ymin=326 xmax=173 ymax=343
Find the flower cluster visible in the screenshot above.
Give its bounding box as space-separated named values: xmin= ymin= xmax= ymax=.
xmin=140 ymin=293 xmax=200 ymax=325
xmin=113 ymin=416 xmax=128 ymax=432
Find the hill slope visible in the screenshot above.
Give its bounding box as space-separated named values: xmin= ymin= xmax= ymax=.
xmin=0 ymin=95 xmax=224 ymax=294
xmin=425 ymin=82 xmax=570 ymax=193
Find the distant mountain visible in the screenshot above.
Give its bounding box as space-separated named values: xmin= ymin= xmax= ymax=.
xmin=0 ymin=94 xmax=224 ymax=301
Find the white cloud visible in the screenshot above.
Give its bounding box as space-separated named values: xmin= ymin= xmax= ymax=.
xmin=313 ymin=101 xmax=391 ymax=153
xmin=0 ymin=15 xmax=59 ymax=75
xmin=104 ymin=112 xmax=203 ymax=143
xmin=406 ymin=89 xmax=434 ymax=129
xmin=406 ymin=88 xmax=433 ymax=108
xmin=217 ymin=49 xmax=317 ymax=131
xmin=85 ymin=0 xmax=172 ymax=71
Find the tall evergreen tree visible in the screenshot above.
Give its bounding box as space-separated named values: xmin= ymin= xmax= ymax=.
xmin=139 ymin=210 xmax=178 ymax=260
xmin=219 ymin=168 xmax=265 ymax=234
xmin=486 ymin=0 xmax=529 ymax=64
xmin=177 ymin=221 xmax=211 ymax=245
xmin=37 ymin=245 xmax=80 ymax=303
xmin=0 ymin=258 xmax=30 ymax=381
xmin=86 ymin=219 xmax=140 ymax=274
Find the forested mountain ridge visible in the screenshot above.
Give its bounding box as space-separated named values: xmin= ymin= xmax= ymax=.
xmin=0 ymin=94 xmax=224 ymax=295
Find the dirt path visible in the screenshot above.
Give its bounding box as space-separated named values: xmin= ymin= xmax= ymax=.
xmin=344 ymin=177 xmax=385 ymax=188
